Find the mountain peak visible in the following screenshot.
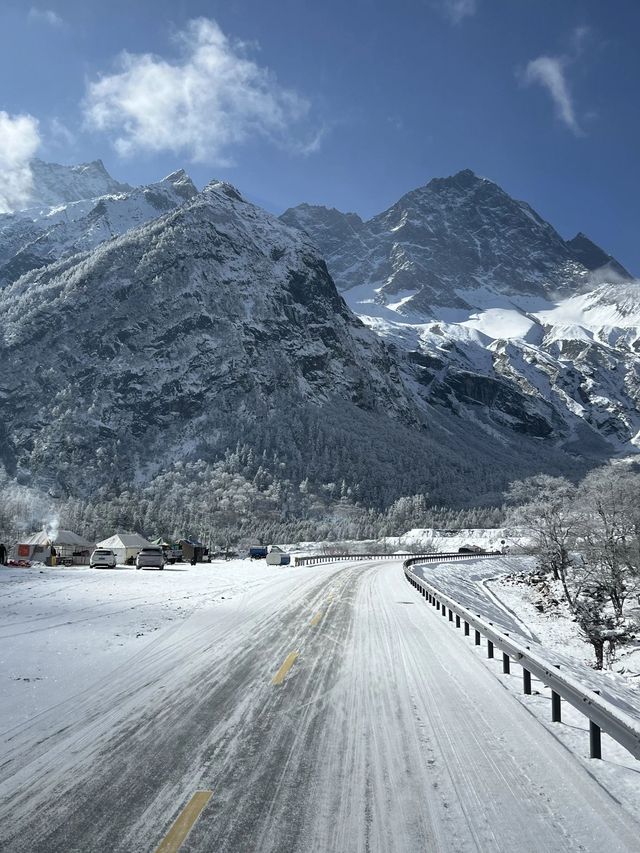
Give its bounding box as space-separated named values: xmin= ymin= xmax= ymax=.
xmin=566 ymin=232 xmax=632 ymax=280
xmin=163 ymin=168 xmax=189 ymax=183
xmin=160 ymin=169 xmax=197 ymax=201
xmin=427 ymin=168 xmax=488 ymax=192
xmin=202 ymin=180 xmax=246 ymax=203
xmin=27 ymin=158 xmax=132 ymax=210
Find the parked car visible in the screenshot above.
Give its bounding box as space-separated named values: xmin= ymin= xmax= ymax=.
xmin=163 ymin=545 xmax=183 ymax=564
xmin=90 ymin=548 xmax=117 ymax=569
xmin=136 ymin=546 xmax=165 ymax=570
xmin=249 ymin=546 xmax=268 ymax=559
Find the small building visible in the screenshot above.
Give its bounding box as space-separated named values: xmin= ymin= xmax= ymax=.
xmin=95 ymin=533 xmax=154 ymax=565
xmin=180 ymin=539 xmax=209 ymax=563
xmin=17 ymin=529 xmax=95 ymax=566
xmin=266 ymin=546 xmax=291 ymax=566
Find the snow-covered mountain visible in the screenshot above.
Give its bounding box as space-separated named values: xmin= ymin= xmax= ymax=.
xmin=0 ymin=167 xmax=197 ymax=286
xmin=0 ymin=180 xmax=417 ymax=495
xmin=27 ymin=158 xmax=132 ymax=209
xmin=281 ymin=170 xmax=640 ymax=454
xmin=1 ymin=173 xmax=590 ymax=507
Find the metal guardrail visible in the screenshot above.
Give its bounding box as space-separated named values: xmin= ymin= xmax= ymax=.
xmin=404 ymin=556 xmax=640 ymax=762
xmin=294 ymin=551 xmax=501 ymax=567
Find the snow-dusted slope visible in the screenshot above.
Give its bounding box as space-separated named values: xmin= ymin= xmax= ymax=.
xmin=0 ymin=169 xmax=197 ymax=286
xmin=282 ymin=171 xmax=640 ymax=454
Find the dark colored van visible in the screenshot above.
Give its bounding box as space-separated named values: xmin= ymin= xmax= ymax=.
xmin=249 ymin=546 xmax=268 ymax=559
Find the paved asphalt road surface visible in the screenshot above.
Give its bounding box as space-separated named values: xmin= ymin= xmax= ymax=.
xmin=1 ymin=559 xmax=639 ymax=852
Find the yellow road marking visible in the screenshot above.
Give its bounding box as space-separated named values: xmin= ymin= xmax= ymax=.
xmin=310 ymin=610 xmax=324 ymax=626
xmin=272 ymin=651 xmax=299 ymax=685
xmin=156 ymin=790 xmax=212 ymax=853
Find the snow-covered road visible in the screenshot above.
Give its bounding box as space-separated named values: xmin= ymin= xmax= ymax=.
xmin=1 ymin=560 xmax=639 ymax=852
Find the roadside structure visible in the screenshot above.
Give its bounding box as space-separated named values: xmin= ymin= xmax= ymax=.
xmin=95 ymin=533 xmax=154 ymax=565
xmin=16 ymin=530 xmax=95 ymax=565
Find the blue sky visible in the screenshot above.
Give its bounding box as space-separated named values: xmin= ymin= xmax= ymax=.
xmin=1 ymin=0 xmax=638 ymax=272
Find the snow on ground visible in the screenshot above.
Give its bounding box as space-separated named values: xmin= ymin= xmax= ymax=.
xmin=384 ymin=526 xmax=530 ymax=552
xmin=291 ymin=528 xmax=530 ymax=555
xmin=2 ymin=554 xmax=640 ymax=847
xmin=461 ymin=306 xmax=535 ymax=339
xmin=414 ymin=556 xmax=640 ymax=714
xmin=488 ymin=572 xmax=640 ymax=682
xmin=0 ymin=560 xmax=287 ymax=732
xmin=410 ymin=555 xmax=640 ymax=817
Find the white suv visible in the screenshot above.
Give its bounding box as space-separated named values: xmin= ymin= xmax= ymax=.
xmin=90 ymin=549 xmax=117 ymax=569
xmin=136 ymin=547 xmax=165 ymax=570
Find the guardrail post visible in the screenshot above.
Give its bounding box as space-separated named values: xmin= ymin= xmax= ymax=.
xmin=551 ymin=690 xmax=562 ymax=722
xmin=487 ymin=640 xmax=494 ymax=659
xmin=455 ymin=614 xmax=461 ymax=628
xmin=442 ymin=604 xmax=447 ymax=618
xmin=589 ymin=720 xmax=602 ymax=759
xmin=502 ymin=653 xmax=510 ymax=674
xmin=474 ymin=629 xmax=481 ymax=646
xmin=464 ymin=621 xmax=469 ymax=636
xmin=448 ymin=608 xmax=453 ymax=621
xmin=523 ymin=668 xmax=532 ymax=695
xmin=436 ymin=601 xmax=440 ymax=611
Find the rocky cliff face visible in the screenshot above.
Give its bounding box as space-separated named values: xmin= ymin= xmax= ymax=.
xmin=281 ymin=170 xmax=639 ymax=456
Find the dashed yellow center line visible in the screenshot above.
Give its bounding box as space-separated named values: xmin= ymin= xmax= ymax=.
xmin=310 ymin=610 xmax=324 ymax=626
xmin=156 ymin=790 xmax=212 ymax=853
xmin=272 ymin=651 xmax=299 ymax=685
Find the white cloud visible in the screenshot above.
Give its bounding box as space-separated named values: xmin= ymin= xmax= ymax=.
xmin=0 ymin=112 xmax=41 ymax=213
xmin=28 ymin=8 xmax=64 ymax=27
xmin=570 ymin=25 xmax=591 ymax=55
xmin=524 ymin=55 xmax=582 ymax=135
xmin=441 ymin=0 xmax=477 ymax=24
xmin=49 ymin=116 xmax=76 ymax=147
xmin=83 ymin=18 xmax=319 ymax=164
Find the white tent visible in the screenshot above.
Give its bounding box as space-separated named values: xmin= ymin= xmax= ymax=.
xmin=17 ymin=529 xmax=95 ymax=565
xmin=95 ymin=533 xmax=154 ymax=565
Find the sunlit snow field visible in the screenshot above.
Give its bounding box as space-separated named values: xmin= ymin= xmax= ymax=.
xmin=3 ymin=553 xmax=640 ymax=822
xmin=0 ymin=560 xmax=278 ymax=730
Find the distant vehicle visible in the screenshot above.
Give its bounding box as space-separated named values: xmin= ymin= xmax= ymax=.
xmin=266 ymin=546 xmax=291 ymax=566
xmin=458 ymin=545 xmax=486 ymax=554
xmin=90 ymin=548 xmax=117 ymax=569
xmin=136 ymin=547 xmax=165 ymax=570
xmin=249 ymin=546 xmax=268 ymax=559
xmin=164 ymin=545 xmax=183 ymax=564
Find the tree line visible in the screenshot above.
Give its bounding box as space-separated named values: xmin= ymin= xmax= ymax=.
xmin=0 ymin=450 xmax=504 ymax=554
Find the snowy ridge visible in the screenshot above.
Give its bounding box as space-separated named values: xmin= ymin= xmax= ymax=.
xmin=282 ymin=170 xmax=640 ymax=455
xmin=25 ymin=158 xmax=132 ymax=210
xmin=0 ymin=168 xmax=197 ymax=287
